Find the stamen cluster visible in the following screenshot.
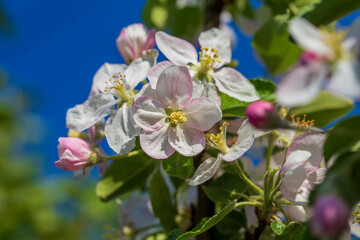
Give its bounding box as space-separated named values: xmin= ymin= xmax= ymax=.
xmin=291 ymin=114 xmax=315 ymax=129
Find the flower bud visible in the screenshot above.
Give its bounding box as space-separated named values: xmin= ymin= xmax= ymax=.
xmin=299 ymin=51 xmax=321 ymax=66
xmin=245 ymin=100 xmax=280 ymax=129
xmin=55 ymin=137 xmax=93 ymax=171
xmin=116 ymin=23 xmax=155 ymax=63
xmin=310 ymin=194 xmax=350 ymax=238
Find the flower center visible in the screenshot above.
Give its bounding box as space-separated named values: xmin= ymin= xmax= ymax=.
xmin=192 ymin=47 xmax=222 ymax=80
xmin=205 ymin=122 xmax=230 ymax=154
xmin=351 ymin=204 xmax=360 ymax=225
xmin=320 ymin=28 xmax=347 ymax=59
xmin=169 ymin=111 xmax=187 ymax=125
xmin=104 ymin=72 xmax=135 ymax=103
xmin=291 ymin=114 xmax=315 ymax=129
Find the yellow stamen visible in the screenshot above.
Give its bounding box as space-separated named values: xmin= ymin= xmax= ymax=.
xmin=205 ymin=122 xmax=230 ymax=154
xmin=169 ymin=111 xmax=187 ymax=125
xmin=291 ymin=114 xmax=315 ymax=129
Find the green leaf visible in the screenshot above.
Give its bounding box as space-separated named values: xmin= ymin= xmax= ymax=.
xmin=162 ymin=152 xmax=193 ymax=179
xmin=216 ymin=210 xmax=246 ymax=234
xmin=275 ymin=222 xmax=305 ymax=240
xmin=271 ymin=220 xmax=286 ymax=235
xmin=289 ymin=90 xmax=354 ymax=128
xmin=220 ymin=78 xmax=276 ymax=118
xmin=168 ymin=229 xmax=186 ymax=239
xmin=96 ymin=152 xmax=156 ymax=202
xmin=323 ymin=116 xmax=360 ymax=162
xmin=305 ymin=0 xmax=360 ymax=26
xmin=149 ymin=168 xmax=177 ymax=233
xmin=202 ymin=173 xmax=247 ymax=202
xmin=172 ymin=200 xmax=237 ymax=240
xmin=252 ymin=15 xmax=302 ymax=74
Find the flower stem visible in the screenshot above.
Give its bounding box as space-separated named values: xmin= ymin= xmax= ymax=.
xmin=233 ymin=161 xmax=264 ymax=197
xmin=105 ymin=150 xmax=143 ymax=161
xmin=235 ymin=201 xmax=263 ymax=208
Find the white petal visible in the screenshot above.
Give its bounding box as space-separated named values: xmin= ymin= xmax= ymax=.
xmin=186 ymin=157 xmax=221 ymax=186
xmin=276 ymin=62 xmax=328 ymax=107
xmin=282 ymin=163 xmax=307 ymax=192
xmin=66 ymin=92 xmax=117 ymax=132
xmin=140 ymin=124 xmax=175 ymax=159
xmin=168 ymin=125 xmax=205 ymax=156
xmin=245 ymin=206 xmax=259 ymax=229
xmin=133 ymin=96 xmax=167 ymax=131
xmin=283 ymin=150 xmax=312 ymax=170
xmin=147 ymin=61 xmax=174 ymax=89
xmin=284 ymin=205 xmax=309 ymax=222
xmin=222 ymin=134 xmax=254 ymax=162
xmin=289 ymin=18 xmax=333 ymax=57
xmin=105 ymin=104 xmax=141 ymax=154
xmin=183 ymin=97 xmax=222 ymax=131
xmin=136 ymin=83 xmax=159 ymax=101
xmin=125 ymin=49 xmax=159 ymax=90
xmin=73 ymin=166 xmax=93 ymax=181
xmin=198 ymin=28 xmax=232 ymax=66
xmin=327 ymin=59 xmax=360 ymax=99
xmin=192 ymin=79 xmax=221 ymax=106
xmin=92 ymin=63 xmax=128 ymax=93
xmin=212 ymin=67 xmax=260 ymax=102
xmin=236 ymin=118 xmax=269 ymax=144
xmin=156 ymin=65 xmax=193 ymax=109
xmin=287 ymin=132 xmax=325 ymax=168
xmin=155 ymin=31 xmax=198 ymax=65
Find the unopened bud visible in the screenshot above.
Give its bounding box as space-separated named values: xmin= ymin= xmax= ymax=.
xmin=310 ymin=194 xmax=350 ymax=238
xmin=245 ymin=100 xmax=280 ymax=129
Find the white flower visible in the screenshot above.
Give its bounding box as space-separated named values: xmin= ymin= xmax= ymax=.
xmin=66 ymin=50 xmax=158 ymax=154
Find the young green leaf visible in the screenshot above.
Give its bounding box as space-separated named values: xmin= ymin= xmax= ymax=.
xmin=96 ymin=152 xmax=156 ymax=202
xmin=162 ymin=152 xmax=193 ymax=179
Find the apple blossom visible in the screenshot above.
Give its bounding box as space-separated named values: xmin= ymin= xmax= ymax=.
xmin=66 ymin=50 xmax=158 ymax=154
xmin=147 ymin=28 xmax=259 ymax=103
xmin=133 ymin=65 xmax=222 ymax=159
xmin=280 ymin=132 xmax=326 ymax=204
xmin=187 ymin=119 xmax=268 ymax=186
xmin=277 ymin=18 xmax=360 ymax=106
xmin=116 ymin=23 xmax=155 ymax=63
xmin=55 ymin=137 xmax=95 ymax=172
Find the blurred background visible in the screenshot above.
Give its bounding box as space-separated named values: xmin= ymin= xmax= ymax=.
xmin=0 ymin=0 xmax=359 ymax=239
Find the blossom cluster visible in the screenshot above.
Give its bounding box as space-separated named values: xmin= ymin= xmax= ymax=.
xmin=55 ymin=18 xmax=360 ymax=239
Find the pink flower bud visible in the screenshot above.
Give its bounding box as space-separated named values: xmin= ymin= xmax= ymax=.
xmin=116 ymin=23 xmax=155 ymax=63
xmin=310 ymin=195 xmax=350 ymax=238
xmin=55 ymin=137 xmax=93 ymax=171
xmin=245 ymin=100 xmax=279 ymax=129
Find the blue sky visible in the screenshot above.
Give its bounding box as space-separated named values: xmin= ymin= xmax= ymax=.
xmin=0 ymin=0 xmax=359 ymax=177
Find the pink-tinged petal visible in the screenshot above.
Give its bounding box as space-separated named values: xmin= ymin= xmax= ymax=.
xmin=142 ymin=29 xmax=156 ymax=52
xmin=105 ymin=103 xmax=141 ymax=154
xmin=140 ymin=124 xmax=175 ymax=159
xmin=66 ymin=92 xmax=118 ymax=132
xmin=55 ymin=149 xmax=88 ymax=171
xmin=92 ymin=63 xmax=128 ymax=93
xmin=124 ymin=49 xmax=159 ymax=90
xmin=212 ymin=67 xmax=260 ymax=102
xmin=327 ymin=59 xmax=360 ymax=99
xmin=147 ymin=61 xmax=174 ymax=89
xmin=155 ymin=31 xmax=198 ymax=65
xmin=289 ymin=18 xmax=333 ymax=57
xmin=287 ymin=132 xmax=325 ymax=168
xmin=116 ymin=28 xmax=134 ymax=63
xmin=133 ymin=96 xmax=166 ymax=131
xmin=236 ymin=119 xmax=269 ymax=143
xmin=192 ymin=79 xmax=221 ymax=106
xmin=183 ymin=97 xmax=222 ymax=131
xmin=222 ymin=134 xmax=254 ymax=162
xmin=156 ymin=65 xmax=193 ymax=109
xmin=276 ymin=62 xmax=328 ymax=107
xmin=198 ymin=28 xmax=232 ymax=66
xmin=186 ymin=157 xmax=221 ymax=186
xmin=58 ymin=137 xmax=91 ymax=157
xmin=168 ymin=125 xmax=205 ymax=156
xmin=308 ymin=168 xmax=326 ymax=185
xmin=284 ymin=205 xmax=309 ymax=222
